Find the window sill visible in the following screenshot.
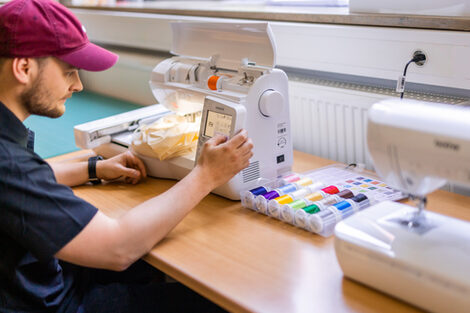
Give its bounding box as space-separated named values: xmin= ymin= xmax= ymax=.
xmin=66 ymin=1 xmax=470 ymax=31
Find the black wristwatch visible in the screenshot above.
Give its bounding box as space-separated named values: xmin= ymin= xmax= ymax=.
xmin=88 ymin=155 xmax=103 ymax=185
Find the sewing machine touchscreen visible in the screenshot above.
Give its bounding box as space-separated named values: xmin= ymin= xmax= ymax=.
xmin=204 ymin=110 xmax=233 ymax=138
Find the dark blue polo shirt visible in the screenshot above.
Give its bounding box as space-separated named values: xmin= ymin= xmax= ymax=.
xmin=0 ymin=102 xmax=98 ymax=313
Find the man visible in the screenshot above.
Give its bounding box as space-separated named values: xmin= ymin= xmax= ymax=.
xmin=0 ymin=0 xmax=253 ymax=312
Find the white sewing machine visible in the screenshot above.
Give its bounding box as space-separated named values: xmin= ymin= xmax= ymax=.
xmin=74 ymin=22 xmax=293 ymax=200
xmin=334 ymin=99 xmax=470 ymax=313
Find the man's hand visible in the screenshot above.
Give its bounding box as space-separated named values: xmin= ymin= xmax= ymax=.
xmin=195 ymin=129 xmax=254 ymax=190
xmin=96 ymin=151 xmax=147 ymax=184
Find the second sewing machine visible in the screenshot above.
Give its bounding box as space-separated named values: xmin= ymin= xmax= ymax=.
xmin=74 ymin=22 xmax=293 ymax=200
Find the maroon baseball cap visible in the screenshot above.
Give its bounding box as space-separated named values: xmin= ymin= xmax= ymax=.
xmin=0 ymin=0 xmax=118 ymax=71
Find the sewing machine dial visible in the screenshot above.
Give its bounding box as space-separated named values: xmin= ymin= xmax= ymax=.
xmin=258 ymin=89 xmax=284 ymax=117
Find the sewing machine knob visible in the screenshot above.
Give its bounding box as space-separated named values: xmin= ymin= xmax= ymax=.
xmin=258 ymin=89 xmax=284 ymax=117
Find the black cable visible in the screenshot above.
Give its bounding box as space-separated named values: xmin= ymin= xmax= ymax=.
xmin=398 ymin=53 xmax=426 ymax=99
xmin=400 ymin=60 xmax=414 ymax=99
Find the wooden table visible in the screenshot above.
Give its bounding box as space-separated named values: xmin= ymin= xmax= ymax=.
xmin=51 ymin=150 xmax=470 ymax=313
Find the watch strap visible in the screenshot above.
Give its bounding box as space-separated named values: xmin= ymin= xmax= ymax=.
xmin=88 ymin=155 xmax=103 ymax=185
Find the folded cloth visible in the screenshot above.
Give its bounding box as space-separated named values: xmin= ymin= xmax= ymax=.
xmin=132 ymin=114 xmax=200 ymax=160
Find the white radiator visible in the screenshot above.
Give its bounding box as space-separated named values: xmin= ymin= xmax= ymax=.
xmin=288 ymin=77 xmax=468 ymax=172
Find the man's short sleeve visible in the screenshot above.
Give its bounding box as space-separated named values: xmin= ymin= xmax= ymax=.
xmin=0 ymin=146 xmax=98 ymax=261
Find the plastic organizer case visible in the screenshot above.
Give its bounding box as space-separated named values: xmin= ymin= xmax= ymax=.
xmin=240 ymin=164 xmax=406 ymax=237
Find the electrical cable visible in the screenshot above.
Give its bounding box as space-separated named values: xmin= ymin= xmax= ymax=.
xmin=398 ymin=53 xmax=426 ymax=99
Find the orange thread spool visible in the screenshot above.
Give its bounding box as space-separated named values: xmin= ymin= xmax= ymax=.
xmin=208 ymin=75 xmax=220 ymax=90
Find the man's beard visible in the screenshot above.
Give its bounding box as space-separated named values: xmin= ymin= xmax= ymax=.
xmin=20 ymin=71 xmax=64 ymax=119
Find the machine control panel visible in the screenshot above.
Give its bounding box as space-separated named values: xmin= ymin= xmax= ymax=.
xmin=195 ymin=96 xmax=247 ymax=163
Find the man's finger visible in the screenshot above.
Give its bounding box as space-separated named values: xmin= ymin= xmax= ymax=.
xmin=207 ymin=134 xmax=228 ymax=147
xmin=121 ymin=166 xmax=141 ymax=180
xmin=226 ymin=129 xmax=248 ymax=149
xmin=240 ymin=139 xmax=254 ymax=155
xmin=128 ymin=153 xmax=147 ymax=178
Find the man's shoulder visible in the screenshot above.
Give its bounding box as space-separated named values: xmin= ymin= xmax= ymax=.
xmin=0 ymin=136 xmax=44 ymax=172
xmin=0 ymin=136 xmax=20 ymax=161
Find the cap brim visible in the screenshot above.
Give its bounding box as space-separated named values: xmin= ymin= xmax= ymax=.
xmin=57 ymin=42 xmax=118 ymax=72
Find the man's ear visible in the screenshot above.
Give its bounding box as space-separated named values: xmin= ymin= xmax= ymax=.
xmin=11 ymin=58 xmax=35 ymax=85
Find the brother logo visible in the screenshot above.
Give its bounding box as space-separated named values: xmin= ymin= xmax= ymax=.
xmin=215 ymin=106 xmax=225 ymax=111
xmin=434 ymin=139 xmax=460 ymax=151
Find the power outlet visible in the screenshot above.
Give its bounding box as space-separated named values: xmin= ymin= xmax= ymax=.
xmin=413 ymin=50 xmax=427 ymax=66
